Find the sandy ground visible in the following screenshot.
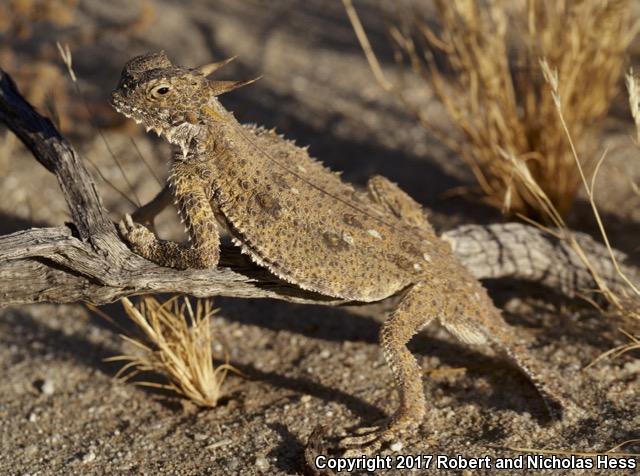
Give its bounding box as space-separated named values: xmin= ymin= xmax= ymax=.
xmin=0 ymin=1 xmax=639 ymax=475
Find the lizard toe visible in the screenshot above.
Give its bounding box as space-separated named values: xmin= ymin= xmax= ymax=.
xmin=342 ymin=442 xmax=384 ymax=458
xmin=338 ymin=419 xmax=409 ymax=456
xmin=118 ymin=215 xmax=155 ymax=252
xmin=352 ymin=424 xmax=383 ymax=436
xmin=125 ymin=213 xmax=135 ymax=228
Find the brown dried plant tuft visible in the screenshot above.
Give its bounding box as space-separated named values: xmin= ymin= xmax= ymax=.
xmin=502 ymin=59 xmax=639 ymax=337
xmin=345 ymin=0 xmax=639 ymax=349
xmin=627 ymin=70 xmax=640 ymax=197
xmin=106 ymin=296 xmax=235 ymax=408
xmin=405 ymin=0 xmax=638 ymax=218
xmin=347 ymin=0 xmax=638 ymax=219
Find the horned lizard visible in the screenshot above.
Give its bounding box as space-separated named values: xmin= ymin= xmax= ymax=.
xmin=111 ymin=52 xmax=571 ymax=456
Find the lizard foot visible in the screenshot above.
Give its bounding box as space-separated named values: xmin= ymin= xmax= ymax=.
xmin=541 ymin=388 xmax=585 ymax=423
xmin=304 ymin=425 xmax=338 ymax=476
xmin=339 ymin=417 xmax=416 ymax=457
xmin=118 ymin=213 xmax=155 ymax=253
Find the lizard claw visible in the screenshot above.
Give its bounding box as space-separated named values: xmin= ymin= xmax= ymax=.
xmin=352 ymin=424 xmax=383 ymax=436
xmin=338 ymin=418 xmax=414 ymax=457
xmin=339 ymin=425 xmax=387 ymax=457
xmin=125 ymin=213 xmax=135 ymax=229
xmin=118 ymin=213 xmax=136 ymax=236
xmin=118 ymin=213 xmax=155 ymax=252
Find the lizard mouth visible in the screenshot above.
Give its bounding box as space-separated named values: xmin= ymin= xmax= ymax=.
xmin=110 ymin=92 xmax=200 ymax=157
xmin=111 ymin=96 xmax=166 ymax=138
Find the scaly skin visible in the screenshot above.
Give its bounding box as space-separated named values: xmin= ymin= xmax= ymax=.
xmin=112 ymin=52 xmax=573 ymax=456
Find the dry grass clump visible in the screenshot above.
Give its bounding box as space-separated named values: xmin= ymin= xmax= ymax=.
xmin=345 ymin=0 xmax=639 ymax=339
xmin=106 ymin=296 xmax=234 ymax=408
xmin=347 ymin=0 xmax=638 ymax=219
xmin=504 ymin=60 xmax=640 ymax=335
xmin=405 ymin=0 xmax=637 ymax=218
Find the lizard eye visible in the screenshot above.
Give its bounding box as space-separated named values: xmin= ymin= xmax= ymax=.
xmin=150 ymin=84 xmax=171 ymax=99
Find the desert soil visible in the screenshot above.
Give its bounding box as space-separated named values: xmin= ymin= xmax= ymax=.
xmin=0 ymin=1 xmax=639 ymax=475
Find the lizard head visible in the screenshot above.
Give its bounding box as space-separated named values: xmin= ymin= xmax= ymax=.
xmin=111 ymin=52 xmax=258 ymax=147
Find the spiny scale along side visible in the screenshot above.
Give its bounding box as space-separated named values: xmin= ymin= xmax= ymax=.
xmin=112 ymin=52 xmax=575 ymax=457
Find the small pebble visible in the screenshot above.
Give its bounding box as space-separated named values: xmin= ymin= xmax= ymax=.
xmin=41 ymin=379 xmax=55 ymax=396
xmin=255 ymin=456 xmax=269 ymax=471
xmin=82 ymin=451 xmax=96 ymax=464
xmin=24 ymin=444 xmax=38 ymax=456
xmin=28 ymin=412 xmax=37 ymax=423
xmin=390 ymin=441 xmax=403 ymax=452
xmin=206 ymin=438 xmax=232 ymax=450
xmin=193 ymin=433 xmax=208 ymax=442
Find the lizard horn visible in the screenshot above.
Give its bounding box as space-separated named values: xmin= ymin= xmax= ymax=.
xmin=209 ymin=76 xmax=263 ymax=96
xmin=197 ymin=56 xmax=238 ymax=77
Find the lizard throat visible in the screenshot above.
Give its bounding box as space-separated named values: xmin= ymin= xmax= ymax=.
xmin=163 ymin=122 xmax=204 ymax=159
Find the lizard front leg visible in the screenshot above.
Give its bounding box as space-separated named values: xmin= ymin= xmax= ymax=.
xmin=119 ymin=180 xmax=220 ymax=269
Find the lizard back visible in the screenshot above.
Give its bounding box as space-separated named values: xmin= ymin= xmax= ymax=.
xmin=207 ymin=120 xmax=446 ymax=301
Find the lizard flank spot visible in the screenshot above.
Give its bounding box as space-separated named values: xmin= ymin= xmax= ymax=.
xmin=255 ymin=192 xmax=282 ymax=217
xmin=367 ymin=229 xmax=382 ymax=239
xmin=342 ymin=213 xmax=363 ymax=229
xmin=322 ymin=231 xmax=350 ymax=252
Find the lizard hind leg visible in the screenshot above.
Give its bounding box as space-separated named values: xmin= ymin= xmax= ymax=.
xmin=366 ymin=175 xmax=433 ymax=232
xmin=339 ymin=282 xmax=436 ymax=456
xmin=440 ymin=292 xmax=574 ymax=420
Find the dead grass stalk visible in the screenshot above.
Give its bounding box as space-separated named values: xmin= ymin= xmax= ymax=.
xmin=503 ymin=60 xmax=639 ymax=349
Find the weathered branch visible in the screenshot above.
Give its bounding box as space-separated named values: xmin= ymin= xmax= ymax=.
xmin=0 ymin=69 xmax=113 ymax=244
xmin=444 ymin=223 xmax=639 ymax=299
xmin=0 ymin=224 xmax=346 ymax=306
xmin=0 ymin=67 xmax=637 ymax=308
